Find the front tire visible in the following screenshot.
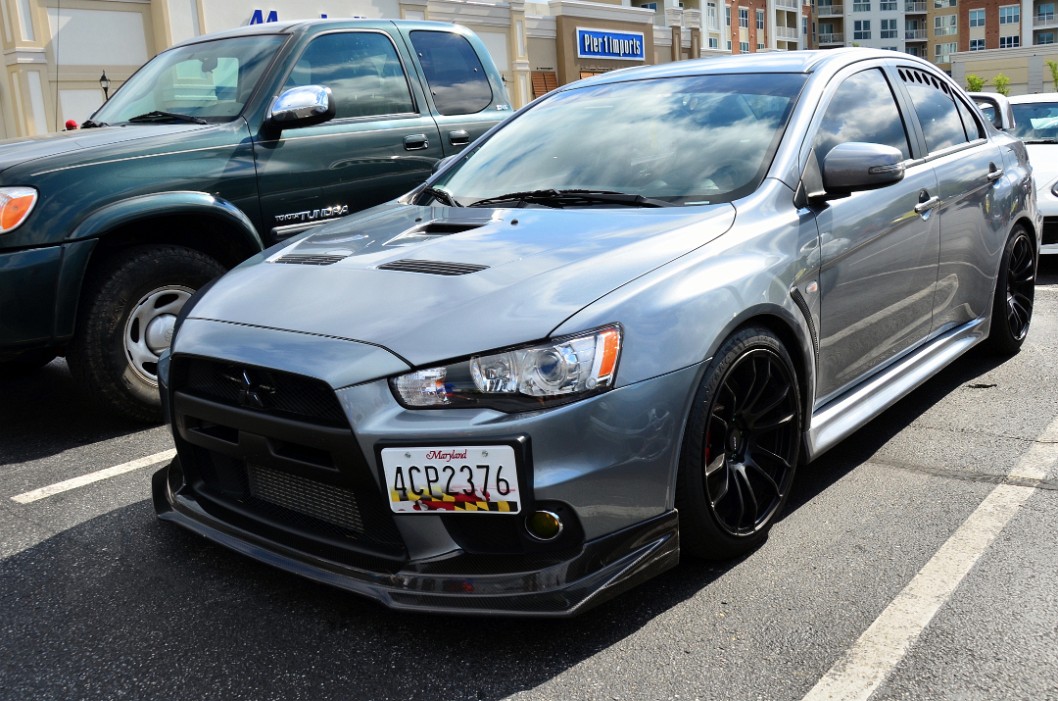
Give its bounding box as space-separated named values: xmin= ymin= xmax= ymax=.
xmin=984 ymin=225 xmax=1035 ymax=356
xmin=676 ymin=326 xmax=802 ymax=561
xmin=68 ymin=245 xmax=226 ymax=422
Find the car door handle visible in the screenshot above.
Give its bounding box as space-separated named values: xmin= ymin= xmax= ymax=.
xmin=987 ymin=165 xmax=1004 ymax=182
xmin=404 ymin=134 xmax=430 ymax=151
xmin=914 ymin=196 xmax=941 ymax=214
xmin=449 ymin=129 xmax=470 ymax=146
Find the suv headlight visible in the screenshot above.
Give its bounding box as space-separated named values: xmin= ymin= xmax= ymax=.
xmin=391 ymin=325 xmax=622 ymax=411
xmin=0 ymin=187 xmax=38 ymax=234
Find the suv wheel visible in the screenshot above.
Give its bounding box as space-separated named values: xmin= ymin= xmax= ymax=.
xmin=68 ymin=245 xmax=225 ymax=422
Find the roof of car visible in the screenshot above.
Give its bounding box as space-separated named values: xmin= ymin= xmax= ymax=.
xmin=169 ymin=18 xmax=463 ymax=48
xmin=1007 ymin=92 xmax=1058 ymax=104
xmin=566 ymin=47 xmax=936 ymax=89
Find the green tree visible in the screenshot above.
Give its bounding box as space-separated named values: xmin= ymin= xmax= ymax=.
xmin=966 ymin=73 xmax=987 ymax=92
xmin=1047 ymin=60 xmax=1058 ymax=91
xmin=993 ymin=73 xmax=1011 ymax=96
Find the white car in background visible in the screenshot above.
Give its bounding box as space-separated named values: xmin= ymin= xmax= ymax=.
xmin=1004 ymin=93 xmax=1058 ymax=254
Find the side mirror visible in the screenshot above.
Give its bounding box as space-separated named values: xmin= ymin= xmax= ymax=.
xmin=821 ymin=142 xmax=905 ymax=196
xmin=267 ymin=85 xmax=335 ymax=129
xmin=968 ymin=92 xmax=1015 ymax=131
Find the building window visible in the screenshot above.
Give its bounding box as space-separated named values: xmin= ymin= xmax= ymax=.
xmin=740 ymin=40 xmax=750 ymax=51
xmin=934 ymin=14 xmax=957 ymax=34
xmin=727 ymin=40 xmax=732 ymax=49
xmin=707 ymin=2 xmax=719 ymax=29
xmin=1040 ymin=3 xmax=1056 ymax=21
xmin=934 ymin=41 xmax=956 ymax=61
xmin=739 ymin=8 xmax=749 ymax=27
xmin=969 ymin=8 xmax=985 ymax=26
xmin=999 ymin=34 xmax=1021 ymax=46
xmin=638 ymin=2 xmax=658 ymax=9
xmin=969 ymin=37 xmax=986 ymax=49
xmin=880 ymin=0 xmax=897 ymax=9
xmin=1038 ymin=31 xmax=1056 ymax=44
xmin=531 ymin=71 xmax=559 ymax=99
xmin=854 ymin=19 xmax=872 ymax=38
xmin=933 ymin=0 xmax=955 ymax=7
xmin=709 ymin=36 xmax=720 ymax=47
xmin=726 ymin=6 xmax=731 ymax=25
xmin=881 ymin=18 xmax=898 ymax=36
xmin=803 ymin=17 xmax=809 ymax=34
xmin=758 ymin=42 xmax=766 ymax=49
xmin=999 ymin=5 xmax=1019 ymax=23
xmin=757 ymin=9 xmax=765 ymax=28
xmin=853 ymin=0 xmax=871 ymax=11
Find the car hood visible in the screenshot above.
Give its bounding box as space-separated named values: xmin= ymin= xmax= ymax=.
xmin=0 ymin=124 xmax=215 ymax=176
xmin=186 ymin=202 xmax=736 ymax=375
xmin=1024 ymin=143 xmax=1058 ymax=186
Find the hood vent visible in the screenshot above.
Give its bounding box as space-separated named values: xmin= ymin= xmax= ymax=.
xmin=273 ymin=252 xmax=350 ymax=266
xmin=378 ymin=259 xmax=488 ymax=276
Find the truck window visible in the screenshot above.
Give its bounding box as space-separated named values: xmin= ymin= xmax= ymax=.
xmin=285 ymin=32 xmax=415 ymax=119
xmin=409 ymin=30 xmax=494 ymax=116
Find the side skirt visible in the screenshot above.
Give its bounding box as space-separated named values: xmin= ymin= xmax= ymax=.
xmin=805 ymin=318 xmax=987 ymax=462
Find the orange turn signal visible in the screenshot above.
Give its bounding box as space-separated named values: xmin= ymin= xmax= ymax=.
xmin=0 ymin=188 xmax=37 ymax=233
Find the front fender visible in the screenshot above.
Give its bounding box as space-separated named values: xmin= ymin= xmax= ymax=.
xmin=66 ymin=190 xmax=263 ymax=251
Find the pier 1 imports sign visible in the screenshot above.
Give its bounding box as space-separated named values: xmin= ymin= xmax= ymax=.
xmin=576 ymin=28 xmax=646 ymax=61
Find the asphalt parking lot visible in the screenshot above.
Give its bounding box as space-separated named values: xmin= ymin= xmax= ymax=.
xmin=1 ymin=261 xmax=1056 ymax=701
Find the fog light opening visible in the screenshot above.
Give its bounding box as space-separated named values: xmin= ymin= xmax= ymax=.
xmin=526 ymin=510 xmax=563 ymax=541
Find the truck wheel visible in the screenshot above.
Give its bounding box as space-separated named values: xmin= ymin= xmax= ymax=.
xmin=68 ymin=245 xmax=226 ymax=422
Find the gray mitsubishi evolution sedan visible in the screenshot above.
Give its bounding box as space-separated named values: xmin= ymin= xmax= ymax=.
xmin=152 ymin=48 xmax=1040 ymax=617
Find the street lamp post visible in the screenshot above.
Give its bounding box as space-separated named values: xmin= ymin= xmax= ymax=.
xmin=99 ymin=71 xmax=110 ymax=101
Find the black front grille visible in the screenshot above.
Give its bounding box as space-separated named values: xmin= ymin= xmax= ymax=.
xmin=248 ymin=463 xmax=365 ymax=534
xmin=175 ymin=357 xmax=346 ymax=426
xmin=170 ymin=356 xmax=406 ymax=563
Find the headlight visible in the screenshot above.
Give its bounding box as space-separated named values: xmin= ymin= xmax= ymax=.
xmin=392 ymin=325 xmax=622 ymax=411
xmin=0 ymin=187 xmax=38 ymax=233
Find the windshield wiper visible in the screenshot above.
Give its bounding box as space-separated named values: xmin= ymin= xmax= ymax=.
xmin=80 ymin=119 xmax=107 ymax=129
xmin=467 ymin=189 xmax=675 ymax=209
xmin=126 ymin=111 xmax=207 ymax=125
xmin=421 ymin=186 xmax=462 ymax=207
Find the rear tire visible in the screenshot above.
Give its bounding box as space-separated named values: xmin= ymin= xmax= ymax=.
xmin=676 ymin=326 xmax=802 ymax=560
xmin=68 ymin=245 xmax=226 ymax=422
xmin=984 ymin=225 xmax=1035 ymax=356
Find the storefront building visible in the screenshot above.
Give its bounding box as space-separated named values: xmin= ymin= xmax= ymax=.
xmin=0 ymin=0 xmax=809 ymax=138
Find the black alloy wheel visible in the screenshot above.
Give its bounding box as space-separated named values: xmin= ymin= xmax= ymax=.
xmin=677 ymin=327 xmax=802 ymax=560
xmin=985 ymin=225 xmax=1035 ymax=356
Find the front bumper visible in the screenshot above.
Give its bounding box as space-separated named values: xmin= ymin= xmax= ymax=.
xmin=154 ymin=458 xmax=679 ymax=617
xmin=153 ymin=351 xmax=698 ymax=616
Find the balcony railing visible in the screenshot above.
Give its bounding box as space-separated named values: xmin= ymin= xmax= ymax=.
xmin=817 ymin=4 xmax=844 ymax=15
xmin=818 ymin=32 xmax=845 ymax=42
xmin=905 ymin=28 xmax=928 ymax=39
xmin=774 ymin=0 xmax=800 ymax=10
xmin=1036 ymin=12 xmax=1057 ymax=26
xmin=934 ymin=26 xmax=957 ymax=35
xmin=776 ymin=25 xmax=799 ymax=38
xmin=905 ymin=2 xmax=927 ymax=11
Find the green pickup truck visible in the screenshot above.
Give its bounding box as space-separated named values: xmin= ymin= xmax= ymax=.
xmin=0 ymin=19 xmax=510 ymax=421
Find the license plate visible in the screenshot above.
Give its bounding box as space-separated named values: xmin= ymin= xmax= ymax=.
xmin=380 ymin=445 xmax=520 ymax=514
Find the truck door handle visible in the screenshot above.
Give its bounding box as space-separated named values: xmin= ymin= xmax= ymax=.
xmin=404 ymin=134 xmax=429 ymax=151
xmin=987 ymin=164 xmax=1004 ymax=182
xmin=449 ymin=130 xmax=470 ymax=146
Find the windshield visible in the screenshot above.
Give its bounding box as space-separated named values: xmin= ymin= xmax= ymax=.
xmin=433 ymin=73 xmax=806 ymax=207
xmin=1011 ymin=101 xmax=1058 ymax=142
xmin=90 ymin=35 xmax=286 ymax=125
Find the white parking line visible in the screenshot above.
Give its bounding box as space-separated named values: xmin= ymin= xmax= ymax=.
xmin=801 ymin=419 xmax=1058 ymax=701
xmin=10 ymin=449 xmax=176 ymax=504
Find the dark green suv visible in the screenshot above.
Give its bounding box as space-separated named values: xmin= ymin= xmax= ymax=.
xmin=0 ymin=19 xmax=510 ymax=421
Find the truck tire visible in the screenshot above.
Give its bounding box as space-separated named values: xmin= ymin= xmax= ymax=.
xmin=68 ymin=245 xmax=226 ymax=422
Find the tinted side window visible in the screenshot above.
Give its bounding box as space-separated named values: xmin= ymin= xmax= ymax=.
xmin=815 ymin=68 xmax=911 ymax=162
xmin=409 ymin=30 xmax=493 ymax=115
xmin=954 ymin=95 xmax=984 ymax=141
xmin=899 ymin=68 xmax=968 ymax=153
xmin=285 ymin=32 xmax=414 ymax=119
